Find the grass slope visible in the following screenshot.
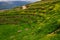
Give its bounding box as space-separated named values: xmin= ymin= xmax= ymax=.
xmin=0 ymin=0 xmax=60 ymax=40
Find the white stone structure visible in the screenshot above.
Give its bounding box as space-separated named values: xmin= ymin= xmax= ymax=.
xmin=22 ymin=5 xmax=27 ymax=9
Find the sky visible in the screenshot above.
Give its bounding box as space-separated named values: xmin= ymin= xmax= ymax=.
xmin=0 ymin=0 xmax=41 ymax=1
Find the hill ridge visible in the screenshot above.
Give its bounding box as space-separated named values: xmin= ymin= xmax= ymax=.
xmin=0 ymin=0 xmax=60 ymax=40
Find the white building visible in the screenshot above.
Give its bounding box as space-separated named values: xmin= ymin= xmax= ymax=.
xmin=22 ymin=5 xmax=27 ymax=9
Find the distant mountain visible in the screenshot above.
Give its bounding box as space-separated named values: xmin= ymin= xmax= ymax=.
xmin=0 ymin=1 xmax=31 ymax=10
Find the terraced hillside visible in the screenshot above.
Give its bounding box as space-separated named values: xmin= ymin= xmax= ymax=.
xmin=0 ymin=0 xmax=60 ymax=40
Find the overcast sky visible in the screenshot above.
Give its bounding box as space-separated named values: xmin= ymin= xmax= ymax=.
xmin=0 ymin=0 xmax=40 ymax=1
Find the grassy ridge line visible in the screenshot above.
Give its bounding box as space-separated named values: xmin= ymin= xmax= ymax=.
xmin=0 ymin=0 xmax=58 ymax=13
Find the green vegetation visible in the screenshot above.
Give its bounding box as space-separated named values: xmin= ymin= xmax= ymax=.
xmin=0 ymin=0 xmax=60 ymax=40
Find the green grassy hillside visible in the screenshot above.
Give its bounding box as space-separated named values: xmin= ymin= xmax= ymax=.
xmin=0 ymin=0 xmax=60 ymax=40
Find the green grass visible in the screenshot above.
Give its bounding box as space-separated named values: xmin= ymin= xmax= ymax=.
xmin=0 ymin=0 xmax=60 ymax=40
